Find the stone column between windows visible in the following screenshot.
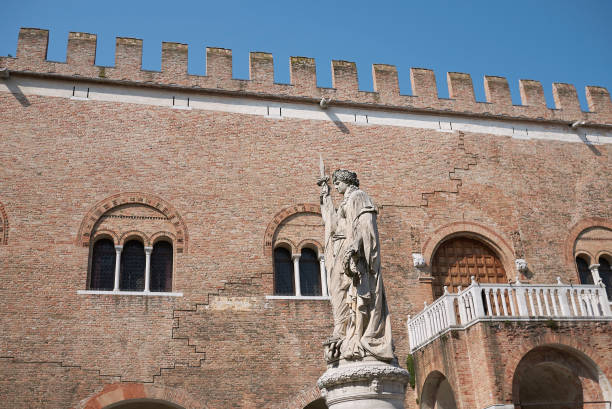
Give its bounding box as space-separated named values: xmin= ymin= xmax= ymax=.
xmin=319 ymin=255 xmax=328 ymax=296
xmin=590 ymin=264 xmax=602 ymax=284
xmin=113 ymin=245 xmax=123 ymax=291
xmin=292 ymin=254 xmax=301 ymax=296
xmin=144 ymin=246 xmax=153 ymax=292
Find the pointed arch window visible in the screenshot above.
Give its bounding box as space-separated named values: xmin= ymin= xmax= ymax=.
xmin=90 ymin=238 xmax=116 ymax=290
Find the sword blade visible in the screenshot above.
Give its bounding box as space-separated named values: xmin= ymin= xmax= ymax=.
xmin=319 ymin=153 xmax=325 ymax=179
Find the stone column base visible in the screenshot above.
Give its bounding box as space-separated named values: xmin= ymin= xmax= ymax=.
xmin=317 ymin=360 xmax=411 ymax=409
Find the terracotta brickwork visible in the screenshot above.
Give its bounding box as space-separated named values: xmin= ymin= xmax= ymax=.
xmin=0 ymin=28 xmax=611 ymax=409
xmin=413 ymin=321 xmax=612 ymax=408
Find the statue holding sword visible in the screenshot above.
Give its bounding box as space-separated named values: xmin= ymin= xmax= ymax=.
xmin=317 ymin=156 xmax=395 ymax=363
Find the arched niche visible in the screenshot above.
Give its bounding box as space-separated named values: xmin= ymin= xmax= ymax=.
xmin=420 ymin=371 xmax=458 ymax=409
xmin=105 ymin=399 xmax=185 ymax=409
xmin=512 ymin=345 xmax=612 ymax=408
xmin=422 ymin=221 xmax=516 ymax=279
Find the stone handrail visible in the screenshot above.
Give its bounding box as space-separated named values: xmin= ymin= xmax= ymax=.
xmin=407 ymin=277 xmax=612 ymax=352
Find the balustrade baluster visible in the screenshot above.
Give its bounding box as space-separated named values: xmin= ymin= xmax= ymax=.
xmin=543 ymin=288 xmax=551 ymax=315
xmin=484 ymin=288 xmax=493 ymax=317
xmin=508 ymin=288 xmax=517 ymax=316
xmin=493 ymin=288 xmax=501 ymax=316
xmin=577 ymin=290 xmax=586 ymax=316
xmin=500 ymin=288 xmax=508 ymax=316
xmin=569 ymin=289 xmax=578 ymax=316
xmin=551 ymin=289 xmax=559 ymax=316
xmin=535 ymin=289 xmax=544 ymax=315
xmin=527 ymin=288 xmax=536 ymax=316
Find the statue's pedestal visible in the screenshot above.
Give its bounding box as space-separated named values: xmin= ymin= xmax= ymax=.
xmin=317 ymin=358 xmax=410 ymax=409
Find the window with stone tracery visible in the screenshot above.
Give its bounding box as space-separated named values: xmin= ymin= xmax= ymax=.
xmin=268 ymin=208 xmax=328 ymax=299
xmin=84 ymin=200 xmax=180 ymax=295
xmin=573 ymin=226 xmax=612 ymax=300
xmin=273 ymin=245 xmax=326 ymax=297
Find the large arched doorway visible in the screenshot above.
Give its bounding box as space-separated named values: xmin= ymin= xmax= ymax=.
xmin=512 ymin=345 xmax=611 ymax=409
xmin=431 ymin=236 xmax=508 ymax=298
xmin=304 ymin=397 xmax=328 ymax=409
xmin=421 ymin=371 xmax=458 ymax=409
xmin=105 ymin=400 xmax=185 ymax=409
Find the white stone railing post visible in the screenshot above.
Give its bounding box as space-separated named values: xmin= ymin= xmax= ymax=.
xmin=514 ymin=279 xmax=529 ymax=316
xmin=144 ymin=246 xmax=153 ymax=292
xmin=598 ymin=283 xmax=612 ymax=316
xmin=457 ymin=286 xmax=467 ymax=324
xmin=443 ymin=287 xmax=457 ymax=326
xmin=319 ymin=255 xmax=328 ymax=296
xmin=468 ymin=277 xmax=486 ymax=318
xmin=556 ymin=277 xmax=571 ymax=316
xmin=292 ymin=254 xmax=301 ymax=296
xmin=113 ymin=245 xmax=122 ymax=291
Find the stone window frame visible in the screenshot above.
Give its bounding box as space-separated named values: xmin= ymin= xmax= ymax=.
xmin=567 ymin=220 xmax=612 ymax=299
xmin=79 ymin=230 xmax=182 ymax=297
xmin=267 ymin=239 xmax=329 ymax=300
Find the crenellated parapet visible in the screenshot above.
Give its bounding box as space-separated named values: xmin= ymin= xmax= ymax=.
xmin=2 ymin=28 xmax=611 ymax=125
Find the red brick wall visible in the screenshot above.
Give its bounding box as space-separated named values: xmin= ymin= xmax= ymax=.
xmin=413 ymin=321 xmax=612 ymax=409
xmin=0 ymin=28 xmax=610 ymax=409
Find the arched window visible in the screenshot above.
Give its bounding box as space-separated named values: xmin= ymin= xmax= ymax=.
xmin=299 ymin=248 xmax=322 ymax=296
xmin=120 ymin=240 xmax=145 ymax=291
xmin=576 ymin=256 xmax=593 ymax=284
xmin=431 ymin=237 xmax=507 ymax=299
xmin=274 ymin=247 xmax=295 ymax=295
xmin=150 ymin=241 xmax=173 ymax=292
xmin=598 ymin=256 xmax=612 ymax=300
xmin=90 ymin=238 xmax=116 ymax=290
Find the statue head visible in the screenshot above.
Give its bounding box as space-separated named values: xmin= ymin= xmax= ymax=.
xmin=332 ymin=169 xmax=359 ymax=187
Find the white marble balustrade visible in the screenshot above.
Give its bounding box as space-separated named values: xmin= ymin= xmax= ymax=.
xmin=407 ymin=277 xmax=612 ymax=352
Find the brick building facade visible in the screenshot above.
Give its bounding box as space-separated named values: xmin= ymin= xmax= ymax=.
xmin=0 ymin=28 xmax=611 ymax=409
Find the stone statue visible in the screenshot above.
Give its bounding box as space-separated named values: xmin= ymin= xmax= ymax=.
xmin=318 ymin=167 xmax=395 ymax=363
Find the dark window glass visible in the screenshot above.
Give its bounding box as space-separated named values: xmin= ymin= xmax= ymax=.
xmin=299 ymin=248 xmax=321 ymax=296
xmin=598 ymin=257 xmax=612 ymax=301
xmin=274 ymin=247 xmax=294 ymax=295
xmin=150 ymin=241 xmax=173 ymax=292
xmin=120 ymin=240 xmax=145 ymax=291
xmin=90 ymin=239 xmax=115 ymax=290
xmin=576 ymin=256 xmax=593 ymax=284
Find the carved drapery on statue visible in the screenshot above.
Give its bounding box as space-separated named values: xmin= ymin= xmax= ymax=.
xmin=319 ymin=169 xmax=395 ymax=363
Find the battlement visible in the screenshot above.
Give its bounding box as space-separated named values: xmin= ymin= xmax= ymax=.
xmin=2 ymin=28 xmax=611 ymax=125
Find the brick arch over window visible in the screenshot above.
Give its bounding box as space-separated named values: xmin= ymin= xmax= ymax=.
xmin=297 ymin=238 xmax=323 ymax=254
xmin=77 ymin=192 xmax=189 ymax=253
xmin=92 ymin=229 xmax=120 ymax=245
xmin=263 ymin=203 xmax=321 ymax=257
xmin=0 ymin=201 xmax=8 ymax=245
xmin=80 ymin=383 xmax=206 ymax=409
xmin=422 ymin=221 xmax=516 ymax=278
xmin=119 ymin=230 xmax=149 ymax=246
xmin=564 ymin=218 xmax=612 ymax=272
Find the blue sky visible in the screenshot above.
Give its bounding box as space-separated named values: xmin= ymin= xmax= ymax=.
xmin=1 ymin=0 xmax=611 ymax=110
